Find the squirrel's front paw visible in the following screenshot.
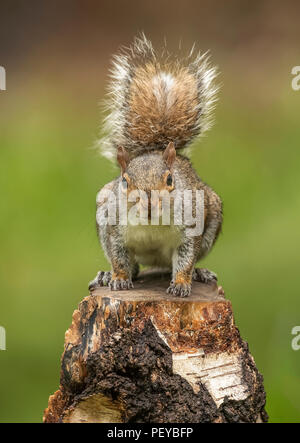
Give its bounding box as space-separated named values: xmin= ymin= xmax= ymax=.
xmin=109 ymin=277 xmax=133 ymax=291
xmin=89 ymin=271 xmax=112 ymax=292
xmin=166 ymin=281 xmax=191 ymax=298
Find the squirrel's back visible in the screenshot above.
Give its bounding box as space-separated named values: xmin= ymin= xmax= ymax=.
xmin=99 ymin=34 xmax=218 ymax=161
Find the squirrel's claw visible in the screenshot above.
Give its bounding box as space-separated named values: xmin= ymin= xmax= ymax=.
xmin=167 ymin=282 xmax=191 ymax=298
xmin=109 ymin=278 xmax=133 ymax=291
xmin=89 ymin=271 xmax=112 ymax=292
xmin=89 ymin=272 xmax=133 ymax=292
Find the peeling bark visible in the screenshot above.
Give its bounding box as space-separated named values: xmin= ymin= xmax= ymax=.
xmin=44 ymin=271 xmax=268 ymax=423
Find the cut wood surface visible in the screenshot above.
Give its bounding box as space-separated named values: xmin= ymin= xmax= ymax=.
xmin=44 ymin=270 xmax=268 ymax=423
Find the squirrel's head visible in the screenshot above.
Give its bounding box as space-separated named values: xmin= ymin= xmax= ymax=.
xmin=117 ymin=142 xmax=176 ymax=220
xmin=117 ymin=142 xmax=176 ymax=193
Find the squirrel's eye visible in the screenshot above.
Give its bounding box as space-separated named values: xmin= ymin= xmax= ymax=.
xmin=122 ymin=176 xmax=128 ymax=188
xmin=166 ymin=174 xmax=173 ymax=186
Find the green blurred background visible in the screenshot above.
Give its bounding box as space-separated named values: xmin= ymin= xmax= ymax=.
xmin=0 ymin=0 xmax=300 ymax=423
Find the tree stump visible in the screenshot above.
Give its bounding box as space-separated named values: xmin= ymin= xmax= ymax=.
xmin=43 ymin=271 xmax=268 ymax=423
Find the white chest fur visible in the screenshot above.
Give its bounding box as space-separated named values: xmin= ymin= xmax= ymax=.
xmin=125 ymin=224 xmax=182 ymax=267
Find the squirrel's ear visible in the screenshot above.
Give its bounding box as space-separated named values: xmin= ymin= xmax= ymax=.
xmin=163 ymin=142 xmax=176 ymax=168
xmin=117 ymin=146 xmax=129 ymax=173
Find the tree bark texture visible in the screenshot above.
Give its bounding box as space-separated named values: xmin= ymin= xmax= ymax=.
xmin=44 ymin=271 xmax=268 ymax=423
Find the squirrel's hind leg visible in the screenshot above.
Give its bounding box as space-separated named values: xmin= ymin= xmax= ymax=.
xmin=193 ymin=268 xmax=225 ymax=297
xmin=193 ymin=268 xmax=217 ymax=283
xmin=131 ymin=261 xmax=140 ymax=281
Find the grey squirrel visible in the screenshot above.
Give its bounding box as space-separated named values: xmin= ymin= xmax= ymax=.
xmin=89 ymin=35 xmax=223 ymax=297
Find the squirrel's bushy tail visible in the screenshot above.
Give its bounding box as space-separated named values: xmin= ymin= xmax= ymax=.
xmin=99 ymin=34 xmax=218 ymax=161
